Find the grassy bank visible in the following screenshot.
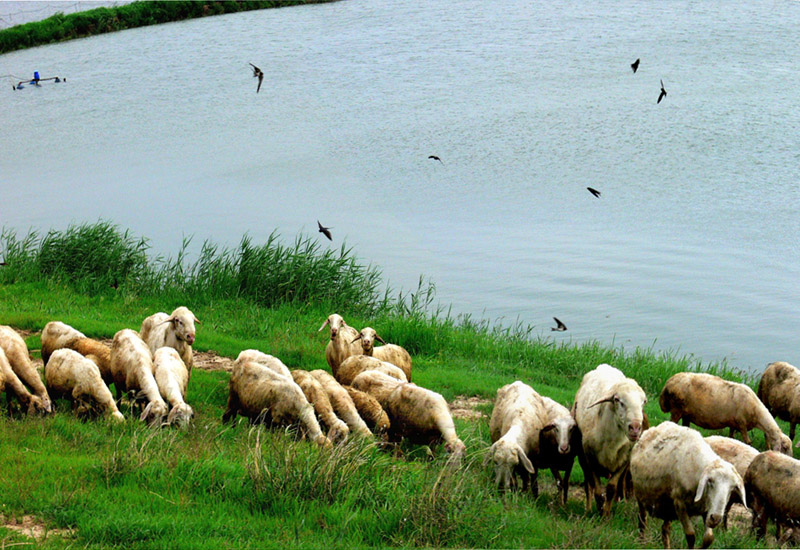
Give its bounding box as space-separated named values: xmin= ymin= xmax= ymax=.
xmin=0 ymin=222 xmax=773 ymax=548
xmin=0 ymin=0 xmax=337 ymax=54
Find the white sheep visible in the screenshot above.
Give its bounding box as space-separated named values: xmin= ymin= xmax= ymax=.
xmin=631 ymin=421 xmax=746 ymax=549
xmin=0 ymin=346 xmax=49 ymax=416
xmin=153 ymin=347 xmax=194 ymax=428
xmin=222 ymin=360 xmax=332 ymax=448
xmin=757 ymin=361 xmax=800 ymax=444
xmin=335 ymin=354 xmax=408 ymax=386
xmin=573 ymin=363 xmax=647 ymax=516
xmin=40 ymin=321 xmax=113 ymax=385
xmin=484 ymin=381 xmax=547 ymax=493
xmin=352 ymin=370 xmax=465 ymax=463
xmin=537 ymin=395 xmax=581 ymax=505
xmin=291 ymin=369 xmax=350 ymax=443
xmin=310 ymin=369 xmax=372 ymax=437
xmin=44 ymin=348 xmax=124 ymax=422
xmin=0 ymin=325 xmax=52 ymax=414
xmin=234 ymin=349 xmax=292 ymax=378
xmin=344 ymin=385 xmax=391 ymax=435
xmin=110 ymin=329 xmax=169 ymax=426
xmin=660 ymin=371 xmax=792 ymax=455
xmin=352 ymin=327 xmax=412 ymax=382
xmin=318 ymin=313 xmax=362 ymax=378
xmin=139 ymin=306 xmax=198 ymax=376
xmin=705 ymin=435 xmax=759 ymax=529
xmin=745 ymin=450 xmax=800 ymax=542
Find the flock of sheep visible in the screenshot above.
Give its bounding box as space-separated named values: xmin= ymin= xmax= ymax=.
xmin=2 ymin=307 xmax=800 ymax=547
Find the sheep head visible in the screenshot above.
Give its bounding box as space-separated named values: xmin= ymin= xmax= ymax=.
xmin=352 ymin=327 xmax=386 ymax=355
xmin=319 ymin=313 xmax=345 ymax=340
xmin=768 ymin=432 xmax=794 ymax=456
xmin=484 ymin=439 xmax=533 ymax=491
xmin=589 ymin=383 xmax=647 ymax=442
xmin=140 ymin=399 xmax=169 ymax=426
xmin=167 ymin=403 xmax=194 ymax=429
xmin=695 ymin=459 xmax=746 ymax=531
xmin=167 ymin=306 xmax=198 ymax=345
xmin=541 ymin=415 xmax=578 ymax=455
xmin=23 ymin=393 xmax=50 ymax=416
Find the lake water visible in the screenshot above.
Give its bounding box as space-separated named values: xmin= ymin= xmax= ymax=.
xmin=2 ymin=0 xmax=799 ymax=374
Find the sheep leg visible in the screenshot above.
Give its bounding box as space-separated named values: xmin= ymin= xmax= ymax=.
xmin=750 ymin=494 xmax=767 ymax=540
xmin=661 ymin=519 xmax=672 ymax=549
xmin=700 ymin=525 xmax=714 ymax=549
xmin=739 ymin=427 xmax=751 ymax=445
xmin=222 ymin=389 xmax=241 ymax=425
xmin=791 ymin=422 xmax=796 ymax=441
xmin=637 ymin=500 xmax=647 ymax=537
xmin=681 ymin=416 xmax=690 ymax=427
xmin=602 ymin=468 xmax=626 ymax=517
xmin=560 ymin=464 xmax=573 ymax=506
xmin=676 ymin=503 xmax=696 ymax=549
xmin=530 ymin=467 xmax=539 ymax=499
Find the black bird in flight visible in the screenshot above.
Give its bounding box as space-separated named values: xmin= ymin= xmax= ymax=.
xmin=317 ymin=220 xmax=333 ymax=241
xmin=428 ymin=155 xmax=443 ymax=164
xmin=551 ymin=317 xmax=567 ymax=332
xmin=631 ymin=58 xmax=640 ymax=73
xmin=657 ymin=79 xmax=667 ymax=104
xmin=249 ymin=63 xmax=264 ymax=93
xmin=587 ymin=187 xmax=601 ymax=198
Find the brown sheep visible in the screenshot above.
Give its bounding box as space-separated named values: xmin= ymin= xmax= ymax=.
xmin=40 ymin=321 xmax=113 ymax=385
xmin=660 ymin=372 xmax=792 ymax=455
xmin=352 ymin=327 xmax=412 ymax=382
xmin=757 ymin=361 xmax=800 ymax=444
xmin=291 ymin=369 xmax=349 ymax=443
xmin=310 ymin=370 xmax=372 ymax=437
xmin=745 ymin=450 xmax=800 ymax=541
xmin=344 ymin=385 xmax=390 ymax=434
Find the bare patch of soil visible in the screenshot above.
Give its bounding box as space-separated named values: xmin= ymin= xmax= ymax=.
xmin=1 ymin=514 xmax=73 ymax=541
xmin=450 ymin=395 xmax=491 ymax=420
xmin=193 ymin=350 xmax=234 ymax=372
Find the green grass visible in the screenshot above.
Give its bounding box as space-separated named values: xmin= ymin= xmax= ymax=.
xmin=0 ymin=1 xmax=339 ymax=54
xmin=0 ymin=222 xmax=780 ymax=548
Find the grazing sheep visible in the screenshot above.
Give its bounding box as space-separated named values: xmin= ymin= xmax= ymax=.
xmin=40 ymin=321 xmax=113 ymax=384
xmin=484 ymin=381 xmax=548 ymax=493
xmin=222 ymin=360 xmax=332 ymax=448
xmin=310 ymin=369 xmax=372 ymax=437
xmin=153 ymin=347 xmax=194 ymax=428
xmin=660 ymin=372 xmax=792 ymax=455
xmin=757 ymin=361 xmax=800 ymax=443
xmin=44 ymin=348 xmax=124 ymax=422
xmin=745 ymin=450 xmax=800 ymax=541
xmin=537 ymin=395 xmax=581 ymax=505
xmin=344 ymin=385 xmax=391 ymax=434
xmin=235 ymin=349 xmax=292 ymax=378
xmin=110 ymin=329 xmax=168 ymax=426
xmin=318 ymin=313 xmax=361 ymax=377
xmin=0 ymin=325 xmax=52 ymax=414
xmin=0 ymin=346 xmax=49 ymax=416
xmin=139 ymin=306 xmax=198 ymax=375
xmin=335 ymin=354 xmax=408 ymax=386
xmin=573 ymin=363 xmax=647 ymax=516
xmin=631 ymin=421 xmax=746 ymax=549
xmin=352 ymin=370 xmax=465 ymax=462
xmin=352 ymin=327 xmax=412 ymax=382
xmin=291 ymin=369 xmax=350 ymax=443
xmin=705 ymin=435 xmax=759 ymax=529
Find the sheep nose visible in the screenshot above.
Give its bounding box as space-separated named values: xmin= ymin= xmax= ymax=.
xmin=186 ymin=334 xmax=195 ymax=344
xmin=559 ymin=444 xmax=570 ymax=454
xmin=707 ymin=514 xmax=722 ymax=528
xmin=628 ymin=422 xmax=642 ymax=441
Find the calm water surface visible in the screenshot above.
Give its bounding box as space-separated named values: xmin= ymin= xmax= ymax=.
xmin=2 ymin=0 xmax=799 ymax=374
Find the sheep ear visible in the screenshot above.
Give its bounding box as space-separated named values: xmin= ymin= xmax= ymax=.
xmin=588 ymin=394 xmax=616 ymax=408
xmin=318 ymin=319 xmax=330 ymax=332
xmin=694 ymin=471 xmax=709 ymax=503
xmin=376 ymin=335 xmax=386 ymax=345
xmin=351 ymin=335 xmax=362 ymax=343
xmin=542 ymin=423 xmax=556 ymax=432
xmin=193 ymin=316 xmax=200 ymax=324
xmin=483 ymin=441 xmax=498 ymax=467
xmin=517 ymin=445 xmax=536 ymax=474
xmin=736 ymin=479 xmax=747 ymax=510
xmin=140 ymin=401 xmax=153 ymax=422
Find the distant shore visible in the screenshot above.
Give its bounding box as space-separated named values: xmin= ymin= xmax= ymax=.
xmin=0 ymin=0 xmax=337 ymax=54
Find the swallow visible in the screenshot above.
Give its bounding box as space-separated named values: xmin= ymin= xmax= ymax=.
xmin=551 ymin=317 xmax=567 ymax=332
xmin=587 ymin=187 xmax=601 ymax=198
xmin=631 ymin=58 xmax=640 ymax=73
xmin=657 ymin=79 xmax=667 ymax=104
xmin=428 ymin=155 xmax=443 ymax=164
xmin=249 ymin=63 xmax=264 ymax=93
xmin=317 ymin=220 xmax=332 ymax=241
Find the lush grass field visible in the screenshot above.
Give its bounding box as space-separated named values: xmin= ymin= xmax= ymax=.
xmin=0 ymin=1 xmax=338 ymax=54
xmin=0 ymin=222 xmax=776 ymax=548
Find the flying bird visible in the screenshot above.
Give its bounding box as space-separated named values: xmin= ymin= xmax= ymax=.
xmin=428 ymin=155 xmax=443 ymax=164
xmin=551 ymin=317 xmax=567 ymax=332
xmin=249 ymin=63 xmax=264 ymax=93
xmin=631 ymin=58 xmax=640 ymax=73
xmin=317 ymin=220 xmax=332 ymax=241
xmin=657 ymin=79 xmax=667 ymax=104
xmin=587 ymin=187 xmax=601 ymax=198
